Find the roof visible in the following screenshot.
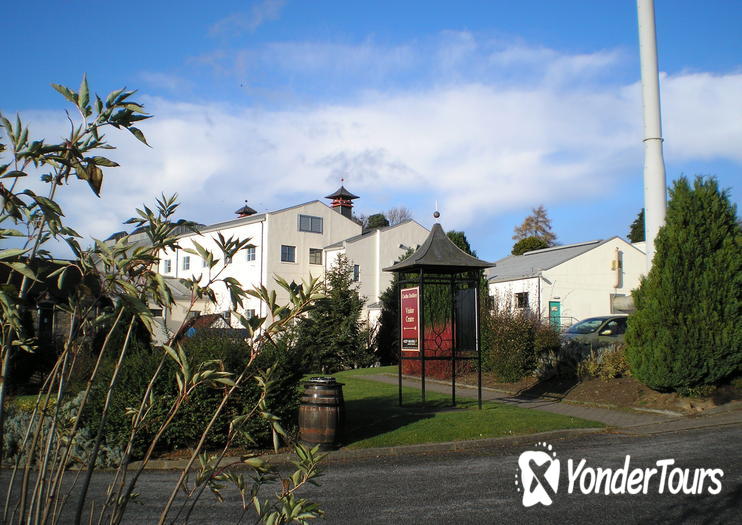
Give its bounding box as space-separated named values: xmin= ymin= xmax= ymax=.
xmin=384 ymin=223 xmax=494 ymax=273
xmin=325 ymin=185 xmax=359 ymax=200
xmin=188 ymin=200 xmax=349 ymax=236
xmin=164 ymin=276 xmax=193 ymax=299
xmin=487 ymin=239 xmax=608 ymax=283
xmin=323 ymin=219 xmax=427 ymax=250
xmin=234 ymin=203 xmax=257 ymax=216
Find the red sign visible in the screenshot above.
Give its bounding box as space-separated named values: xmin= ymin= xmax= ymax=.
xmin=400 ymin=287 xmax=420 ymax=351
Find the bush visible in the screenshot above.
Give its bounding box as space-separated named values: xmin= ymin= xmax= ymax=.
xmin=626 ymin=177 xmax=741 ymax=391
xmin=481 ymin=299 xmax=560 ymax=382
xmin=601 ymin=345 xmax=631 ymax=380
xmin=511 ymin=236 xmax=550 ymax=255
xmin=576 ymin=345 xmax=630 ymax=381
xmin=86 ymin=329 xmax=304 ymax=458
xmin=3 ymin=393 xmax=123 ymax=468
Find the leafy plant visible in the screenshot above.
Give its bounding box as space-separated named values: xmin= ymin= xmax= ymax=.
xmin=1 ymin=76 xmax=325 ymax=525
xmin=480 ymin=295 xmax=560 ymax=382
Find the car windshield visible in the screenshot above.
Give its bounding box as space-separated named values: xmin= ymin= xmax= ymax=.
xmin=566 ymin=318 xmax=606 ymax=334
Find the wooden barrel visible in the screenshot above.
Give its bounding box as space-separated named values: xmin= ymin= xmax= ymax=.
xmin=298 ymin=377 xmax=345 ymax=450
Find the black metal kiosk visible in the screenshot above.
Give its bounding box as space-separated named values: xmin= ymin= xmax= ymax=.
xmin=384 ymin=216 xmax=494 ymax=408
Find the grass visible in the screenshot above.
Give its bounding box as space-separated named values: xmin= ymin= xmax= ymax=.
xmin=5 ymin=394 xmax=56 ymax=413
xmin=328 ymin=367 xmax=603 ymax=449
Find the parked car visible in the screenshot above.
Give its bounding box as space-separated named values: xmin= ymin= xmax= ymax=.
xmin=561 ymin=315 xmax=628 ymax=346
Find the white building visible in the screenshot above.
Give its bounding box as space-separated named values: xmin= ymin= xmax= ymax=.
xmin=323 ymin=219 xmax=430 ymax=325
xmin=487 ymin=238 xmax=646 ymax=329
xmin=158 ymin=195 xmax=361 ymax=332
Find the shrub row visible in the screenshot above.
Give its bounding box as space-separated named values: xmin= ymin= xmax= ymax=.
xmin=85 ymin=329 xmax=303 ymax=459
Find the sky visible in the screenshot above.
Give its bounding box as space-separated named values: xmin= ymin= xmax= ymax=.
xmin=3 ymin=0 xmax=741 ymax=261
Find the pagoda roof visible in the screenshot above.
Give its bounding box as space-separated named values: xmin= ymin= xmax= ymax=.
xmin=324 ymin=185 xmax=359 ymax=200
xmin=384 ymin=223 xmax=494 ymax=273
xmin=234 ymin=203 xmax=258 ymax=216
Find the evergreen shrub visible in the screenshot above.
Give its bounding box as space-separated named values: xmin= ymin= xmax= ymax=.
xmin=626 ymin=177 xmax=741 ymax=391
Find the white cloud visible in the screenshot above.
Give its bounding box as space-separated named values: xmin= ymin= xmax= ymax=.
xmin=10 ymin=41 xmax=741 ymax=257
xmin=209 ymin=0 xmax=286 ymax=36
xmin=661 ymin=72 xmax=742 ymax=163
xmin=139 ymin=72 xmax=193 ymax=93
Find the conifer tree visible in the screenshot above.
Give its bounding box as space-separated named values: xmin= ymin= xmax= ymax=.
xmin=626 ymin=177 xmax=741 ymax=391
xmin=295 ymin=254 xmax=370 ymax=372
xmin=628 ymin=208 xmax=645 ymax=242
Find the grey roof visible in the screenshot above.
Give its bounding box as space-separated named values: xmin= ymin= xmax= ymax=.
xmin=164 ymin=276 xmax=192 ymax=299
xmin=189 ymin=200 xmax=352 ymax=236
xmin=487 ymin=240 xmax=606 ymax=283
xmin=384 ymin=223 xmax=494 ymax=273
xmin=323 ymin=219 xmax=426 ymax=250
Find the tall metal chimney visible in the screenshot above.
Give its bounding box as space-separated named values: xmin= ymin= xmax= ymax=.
xmin=637 ymin=0 xmax=668 ymax=270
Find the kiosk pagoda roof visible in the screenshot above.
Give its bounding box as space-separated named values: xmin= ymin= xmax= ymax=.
xmin=384 ymin=223 xmax=494 ymax=274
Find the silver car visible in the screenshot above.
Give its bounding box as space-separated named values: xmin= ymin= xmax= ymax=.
xmin=562 ymin=315 xmax=628 ymax=346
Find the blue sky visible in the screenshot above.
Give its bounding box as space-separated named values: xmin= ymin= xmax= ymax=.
xmin=3 ymin=0 xmax=741 ymax=261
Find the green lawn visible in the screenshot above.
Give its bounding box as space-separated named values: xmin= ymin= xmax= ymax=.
xmin=327 ymin=367 xmax=603 ymax=449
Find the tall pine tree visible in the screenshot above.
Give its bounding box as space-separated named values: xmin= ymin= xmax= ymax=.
xmin=626 ymin=177 xmax=741 ymax=391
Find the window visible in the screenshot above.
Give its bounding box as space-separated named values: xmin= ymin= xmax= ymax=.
xmin=309 ymin=248 xmax=322 ymax=265
xmin=246 ymin=246 xmax=256 ymax=262
xmin=163 ymin=259 xmax=172 ymax=273
xmin=281 ymin=245 xmax=296 ymax=262
xmin=515 ymin=292 xmax=529 ymax=309
xmin=245 ymin=309 xmax=256 ymax=319
xmin=182 ymin=256 xmax=190 ymax=270
xmin=353 ymin=264 xmax=360 ymax=282
xmin=298 ymin=214 xmax=323 ymax=233
xmin=604 ymin=318 xmax=627 ymax=335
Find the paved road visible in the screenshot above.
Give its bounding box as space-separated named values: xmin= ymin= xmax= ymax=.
xmin=6 ymin=424 xmax=738 ymax=524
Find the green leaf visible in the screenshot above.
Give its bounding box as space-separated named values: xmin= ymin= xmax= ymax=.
xmin=128 ymin=126 xmax=149 ymax=146
xmin=105 ymin=88 xmax=125 ymax=108
xmin=124 ymin=102 xmax=145 ymax=112
xmin=0 ymin=170 xmax=27 ymax=179
xmin=78 ymin=73 xmax=90 ymax=110
xmin=51 ymin=83 xmax=78 ymax=106
xmin=0 ymin=248 xmax=28 ymax=260
xmin=89 ymin=156 xmax=119 ymax=167
xmin=5 ymin=261 xmax=39 ymax=282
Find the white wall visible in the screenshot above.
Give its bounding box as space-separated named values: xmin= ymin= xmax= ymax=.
xmin=158 ymin=201 xmax=362 ymax=327
xmin=159 ymin=219 xmax=266 ymax=325
xmin=488 ymin=238 xmax=646 ymax=326
xmin=265 ymin=201 xmax=361 ymax=305
xmin=541 ymin=238 xmax=645 ymax=322
xmin=339 ymin=221 xmax=429 ymax=323
xmin=489 ymin=278 xmax=541 ymax=313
